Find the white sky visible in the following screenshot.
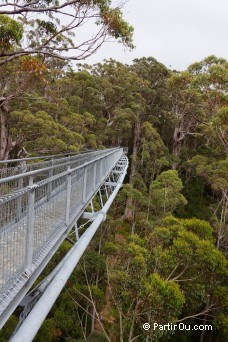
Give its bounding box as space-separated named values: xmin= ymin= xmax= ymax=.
xmin=80 ymin=0 xmax=228 ymax=70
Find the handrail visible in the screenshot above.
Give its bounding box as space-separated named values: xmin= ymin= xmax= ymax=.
xmin=0 ymin=148 xmax=119 ymax=185
xmin=0 ymin=150 xmax=90 ymax=164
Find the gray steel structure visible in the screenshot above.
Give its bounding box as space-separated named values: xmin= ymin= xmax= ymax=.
xmin=0 ymin=148 xmax=128 ymax=335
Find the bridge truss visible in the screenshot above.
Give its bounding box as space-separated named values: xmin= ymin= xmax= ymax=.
xmin=0 ymin=148 xmax=128 ymax=340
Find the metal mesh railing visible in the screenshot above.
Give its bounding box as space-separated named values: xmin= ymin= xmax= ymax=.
xmin=0 ymin=150 xmax=114 ymax=196
xmin=0 ymin=148 xmax=123 ymax=308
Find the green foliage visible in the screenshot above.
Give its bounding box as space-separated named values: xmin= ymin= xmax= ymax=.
xmin=0 ymin=315 xmax=18 ymax=341
xmin=10 ymin=109 xmax=85 ymax=153
xmin=190 ymin=155 xmax=228 ymax=248
xmin=100 ymin=7 xmax=134 ymax=48
xmin=176 ymin=176 xmax=212 ymax=220
xmin=140 ymin=121 xmax=170 ymax=184
xmin=87 ymin=331 xmax=108 ymax=342
xmin=0 ymin=15 xmax=23 ymax=52
xmin=106 ymin=216 xmax=227 ymax=340
xmin=150 ymin=170 xmax=187 ymax=216
xmin=182 ymin=218 xmax=214 ymax=241
xmin=52 ymin=293 xmax=79 ymax=336
xmin=141 ymin=273 xmax=185 ymax=319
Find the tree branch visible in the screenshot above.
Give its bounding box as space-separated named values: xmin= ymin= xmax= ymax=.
xmin=0 ymin=1 xmax=82 ymax=15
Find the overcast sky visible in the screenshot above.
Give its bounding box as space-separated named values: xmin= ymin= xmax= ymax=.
xmin=82 ymin=0 xmax=228 ymax=70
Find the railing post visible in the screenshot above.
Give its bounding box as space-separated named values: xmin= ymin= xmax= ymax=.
xmin=100 ymin=159 xmax=103 ymax=180
xmin=83 ymin=167 xmax=87 ymax=203
xmin=93 ymin=162 xmax=97 ymax=190
xmin=16 ymin=177 xmax=23 ymax=221
xmin=98 ymin=189 xmax=104 ymax=208
xmin=90 ymin=200 xmax=94 ymax=213
xmin=25 ymin=176 xmax=35 ymax=272
xmin=47 ymin=158 xmax=54 ymax=202
xmin=75 ymin=221 xmax=79 ymax=241
xmin=65 ymin=166 xmax=71 ymax=224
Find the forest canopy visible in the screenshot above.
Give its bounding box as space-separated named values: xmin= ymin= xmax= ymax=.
xmin=0 ymin=53 xmax=227 ymax=342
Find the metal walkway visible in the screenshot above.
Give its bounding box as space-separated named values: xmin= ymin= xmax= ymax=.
xmin=0 ymin=148 xmax=128 ymax=338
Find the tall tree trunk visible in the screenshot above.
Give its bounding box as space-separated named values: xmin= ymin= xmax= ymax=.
xmin=91 ymin=272 xmax=99 ymax=334
xmin=119 ymin=311 xmax=124 ymax=342
xmin=128 ymin=299 xmax=139 ymax=342
xmin=217 ymin=191 xmax=228 ymax=249
xmin=216 ymin=128 xmax=228 ymax=154
xmin=91 ymin=232 xmax=102 ymax=335
xmin=200 ymin=297 xmax=211 ymax=342
xmin=124 ymin=118 xmax=141 ymax=221
xmin=0 ymin=98 xmax=11 ymax=160
xmin=199 ymin=316 xmax=206 ymax=342
xmin=172 ymin=126 xmax=182 ymax=170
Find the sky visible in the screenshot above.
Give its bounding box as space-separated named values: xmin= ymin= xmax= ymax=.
xmin=82 ymin=0 xmax=228 ymax=71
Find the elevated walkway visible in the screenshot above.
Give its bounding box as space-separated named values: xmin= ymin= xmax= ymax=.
xmin=0 ymin=148 xmax=128 ymax=338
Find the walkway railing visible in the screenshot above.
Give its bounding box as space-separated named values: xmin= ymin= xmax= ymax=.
xmin=0 ymin=147 xmax=127 ymax=329
xmin=0 ymin=149 xmax=114 ymax=196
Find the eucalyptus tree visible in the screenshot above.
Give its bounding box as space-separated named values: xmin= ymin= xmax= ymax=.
xmin=9 ymin=108 xmax=85 ymax=154
xmin=191 ymin=155 xmax=228 ymax=252
xmin=119 ymin=58 xmax=171 ymax=221
xmin=0 ymin=0 xmax=134 ymax=65
xmin=149 ymin=169 xmax=187 ymax=218
xmin=132 ymin=57 xmax=170 ymax=126
xmin=0 ymin=56 xmax=47 ymax=159
xmin=93 ymin=60 xmax=148 ymax=224
xmin=139 ymin=121 xmax=170 ymax=186
xmin=105 ymin=217 xmax=227 ymax=341
xmin=166 ymin=71 xmax=205 ymax=169
xmin=183 ymin=56 xmax=228 ymax=252
xmin=188 ymin=55 xmax=228 ymax=156
xmin=0 ymin=0 xmax=133 ymax=159
xmin=212 ymin=106 xmax=228 ymax=154
xmin=188 ymin=56 xmax=228 ymax=117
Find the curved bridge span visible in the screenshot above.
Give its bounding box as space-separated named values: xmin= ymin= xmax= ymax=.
xmin=0 ymin=148 xmax=128 ymax=339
